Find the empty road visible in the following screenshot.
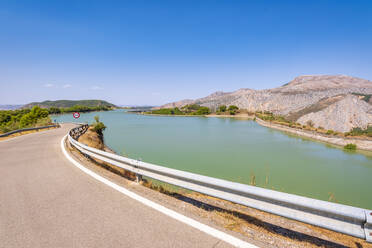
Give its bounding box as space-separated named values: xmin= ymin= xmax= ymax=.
xmin=0 ymin=124 xmax=234 ymax=248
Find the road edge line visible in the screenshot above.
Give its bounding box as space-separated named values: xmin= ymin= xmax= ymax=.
xmin=61 ymin=135 xmax=259 ymax=248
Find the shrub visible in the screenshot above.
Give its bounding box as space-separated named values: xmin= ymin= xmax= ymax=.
xmin=19 ymin=106 xmax=49 ymax=128
xmin=92 ymin=115 xmax=106 ymax=135
xmin=344 ymin=143 xmax=357 ymax=150
xmin=195 ymin=106 xmax=211 ymax=115
xmin=228 ymin=105 xmax=239 ymax=111
xmin=182 ymin=104 xmax=201 ymax=112
xmin=326 ymin=130 xmax=334 ymax=135
xmin=348 ymin=126 xmax=372 ymax=137
xmin=0 ymin=107 xmax=52 ymax=132
xmin=150 ymin=108 xmax=183 ymax=115
xmin=218 ymin=105 xmax=227 ymax=112
xmin=229 ymin=110 xmax=236 ymax=115
xmin=48 ymin=107 xmax=61 ymax=114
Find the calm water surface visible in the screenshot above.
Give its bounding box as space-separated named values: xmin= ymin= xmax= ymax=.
xmin=53 ymin=110 xmax=372 ymax=209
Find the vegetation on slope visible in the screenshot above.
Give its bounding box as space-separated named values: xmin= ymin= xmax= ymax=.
xmin=344 ymin=143 xmax=357 ymax=150
xmin=47 ymin=105 xmax=112 ymax=114
xmin=147 ymin=104 xmax=211 ymax=115
xmin=216 ymin=105 xmax=240 ymax=115
xmin=92 ymin=115 xmax=106 ymax=136
xmin=0 ymin=106 xmax=51 ymax=133
xmin=345 ymin=126 xmax=372 ymax=137
xmin=351 ymin=92 xmax=372 ymax=103
xmin=0 ymin=103 xmax=113 ymax=133
xmin=24 ymin=99 xmax=116 ymax=109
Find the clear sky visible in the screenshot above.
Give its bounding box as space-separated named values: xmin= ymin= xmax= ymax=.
xmin=1 ymin=0 xmax=371 ymax=105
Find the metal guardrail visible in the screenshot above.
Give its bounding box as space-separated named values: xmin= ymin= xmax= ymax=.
xmin=0 ymin=124 xmax=59 ymax=138
xmin=67 ymin=124 xmax=372 ymax=242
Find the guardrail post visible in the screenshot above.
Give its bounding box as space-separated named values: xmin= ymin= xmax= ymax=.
xmin=365 ymin=211 xmax=372 ymax=242
xmin=135 ymin=159 xmax=142 ymax=183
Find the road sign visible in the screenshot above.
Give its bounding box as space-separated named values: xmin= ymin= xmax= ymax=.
xmin=73 ymin=112 xmax=80 ymax=119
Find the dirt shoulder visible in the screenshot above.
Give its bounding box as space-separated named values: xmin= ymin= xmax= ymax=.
xmin=67 ymin=132 xmax=371 ymax=248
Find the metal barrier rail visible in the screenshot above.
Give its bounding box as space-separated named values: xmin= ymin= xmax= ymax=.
xmin=67 ymin=125 xmax=372 ymax=242
xmin=0 ymin=124 xmax=59 ymax=138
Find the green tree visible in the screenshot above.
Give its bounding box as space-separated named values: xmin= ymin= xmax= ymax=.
xmin=48 ymin=107 xmax=61 ymax=114
xmin=19 ymin=106 xmax=49 ymax=128
xmin=228 ymin=105 xmax=239 ymax=111
xmin=218 ymin=105 xmax=227 ymax=112
xmin=195 ymin=106 xmax=211 ymax=115
xmin=92 ymin=115 xmax=106 ymax=135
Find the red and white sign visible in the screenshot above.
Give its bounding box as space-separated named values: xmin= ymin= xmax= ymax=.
xmin=73 ymin=112 xmax=80 ymax=119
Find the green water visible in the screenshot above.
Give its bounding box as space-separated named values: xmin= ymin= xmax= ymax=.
xmin=53 ymin=109 xmax=372 ymax=209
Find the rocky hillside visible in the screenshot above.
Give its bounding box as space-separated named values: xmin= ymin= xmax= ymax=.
xmin=161 ymin=75 xmax=372 ymax=132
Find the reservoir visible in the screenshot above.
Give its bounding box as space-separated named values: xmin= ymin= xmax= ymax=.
xmin=53 ymin=109 xmax=372 ymax=209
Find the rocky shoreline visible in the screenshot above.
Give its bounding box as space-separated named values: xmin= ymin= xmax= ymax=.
xmin=255 ymin=118 xmax=372 ymax=152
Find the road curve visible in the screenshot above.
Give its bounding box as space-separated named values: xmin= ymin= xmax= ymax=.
xmin=0 ymin=124 xmax=233 ymax=248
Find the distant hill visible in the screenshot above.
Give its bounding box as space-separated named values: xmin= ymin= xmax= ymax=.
xmin=160 ymin=75 xmax=372 ymax=132
xmin=23 ymin=100 xmax=116 ymax=109
xmin=0 ymin=104 xmax=23 ymax=110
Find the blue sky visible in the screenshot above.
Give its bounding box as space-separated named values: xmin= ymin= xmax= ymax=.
xmin=1 ymin=0 xmax=371 ymax=105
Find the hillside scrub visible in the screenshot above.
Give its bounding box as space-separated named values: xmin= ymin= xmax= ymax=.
xmin=218 ymin=105 xmax=227 ymax=112
xmin=344 ymin=143 xmax=357 ymax=150
xmin=351 ymin=92 xmax=372 ymax=103
xmin=345 ymin=126 xmax=372 ymax=137
xmin=48 ymin=105 xmax=112 ymax=114
xmin=147 ymin=104 xmax=211 ymax=116
xmin=227 ymin=105 xmax=238 ymax=115
xmin=0 ymin=106 xmax=51 ymax=133
xmin=92 ymin=115 xmax=106 ymax=136
xmin=147 ymin=108 xmax=184 ymax=115
xmin=255 ymin=111 xmax=290 ymax=123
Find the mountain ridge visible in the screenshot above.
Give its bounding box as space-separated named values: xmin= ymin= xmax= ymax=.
xmin=160 ymin=75 xmax=372 ymax=132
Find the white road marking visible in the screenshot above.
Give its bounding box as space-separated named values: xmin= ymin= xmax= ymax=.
xmin=61 ymin=135 xmax=259 ymax=248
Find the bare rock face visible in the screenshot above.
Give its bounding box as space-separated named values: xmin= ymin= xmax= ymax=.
xmin=160 ymin=75 xmax=372 ymax=131
xmin=297 ymin=95 xmax=372 ymax=132
xmin=275 ymin=75 xmax=372 ymax=93
xmin=157 ymin=99 xmax=194 ymax=109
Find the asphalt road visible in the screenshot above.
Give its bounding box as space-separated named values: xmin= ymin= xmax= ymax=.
xmin=0 ymin=124 xmax=233 ymax=248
